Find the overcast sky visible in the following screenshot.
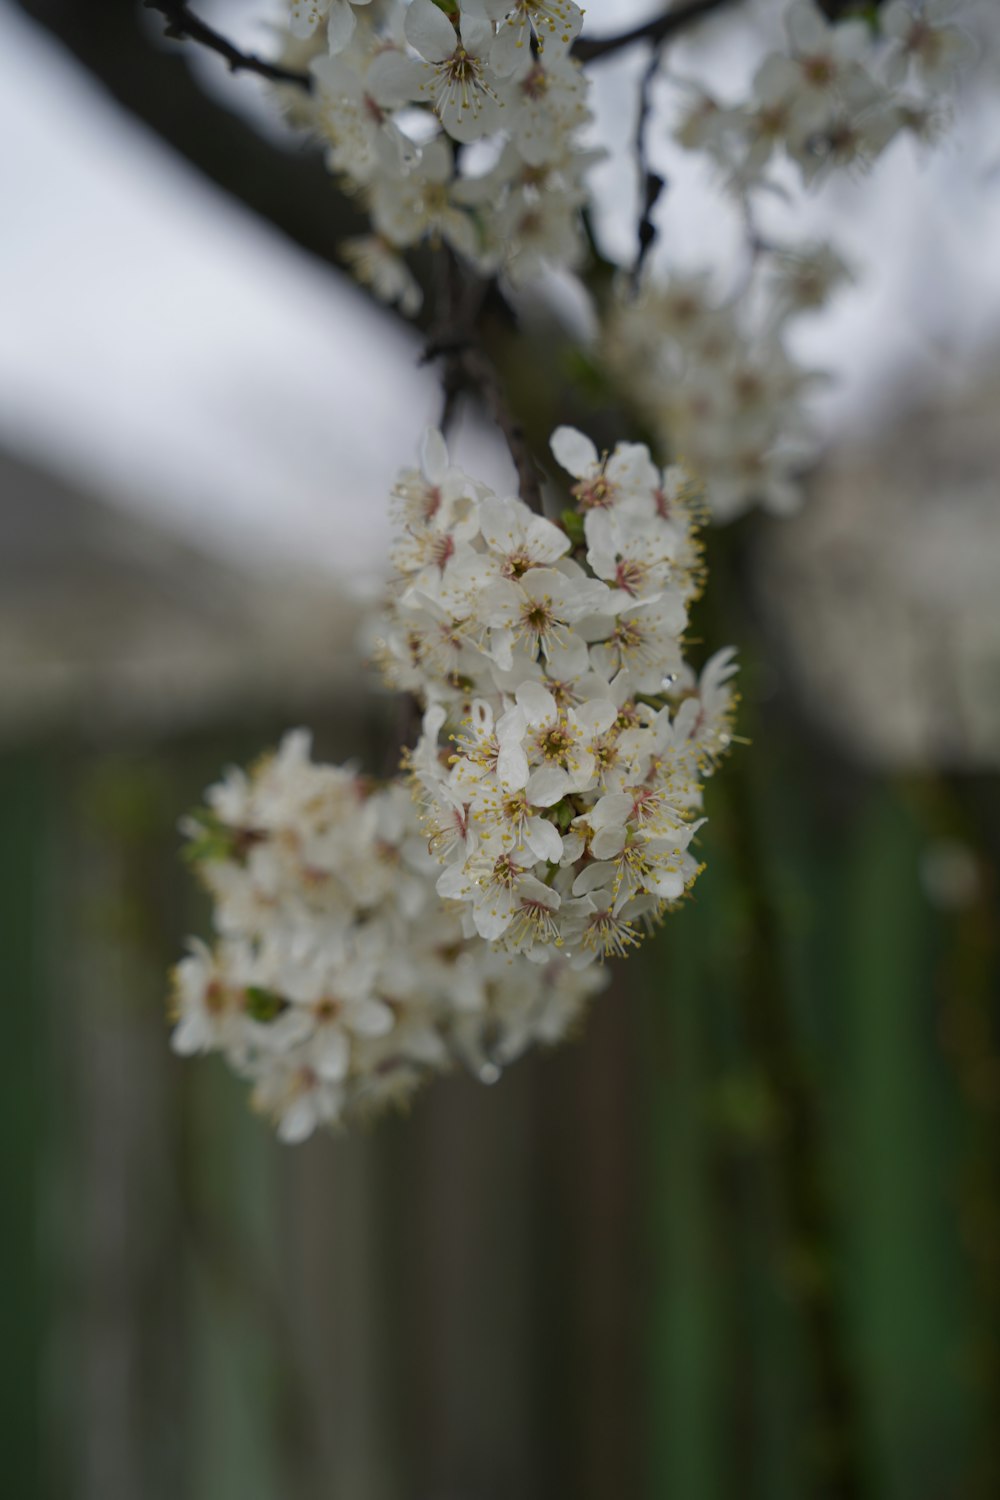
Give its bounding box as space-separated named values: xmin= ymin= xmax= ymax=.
xmin=1 ymin=0 xmax=999 ymax=588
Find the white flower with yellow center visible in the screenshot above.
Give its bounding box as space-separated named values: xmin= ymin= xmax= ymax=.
xmin=437 ymin=846 xmax=546 ymax=941
xmin=374 ymin=0 xmax=503 ymax=144
xmin=482 ymin=0 xmax=584 ymax=73
xmin=581 ymin=594 xmax=689 ymax=690
xmin=478 ymin=495 xmax=572 ymax=578
xmin=478 ymin=564 xmax=608 ymax=671
xmin=550 ymin=426 xmax=661 ymax=515
xmin=289 ymin=0 xmax=372 ymax=52
xmin=882 ymin=0 xmax=974 ymax=89
xmin=500 ymin=679 xmax=618 ymax=806
xmin=369 ymin=137 xmax=477 ymax=255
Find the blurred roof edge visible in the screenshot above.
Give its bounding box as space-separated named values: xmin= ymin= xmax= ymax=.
xmin=0 ymin=444 xmax=370 ymax=746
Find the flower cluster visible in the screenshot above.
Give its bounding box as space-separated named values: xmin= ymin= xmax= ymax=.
xmin=171 ymin=731 xmax=605 ymax=1141
xmin=603 ymin=249 xmax=852 ymax=521
xmin=164 ymin=0 xmax=978 ymax=1140
xmin=376 ymin=427 xmax=737 ymax=965
xmin=277 ymin=0 xmax=596 ymax=308
xmin=675 ymin=0 xmax=970 ymax=191
xmin=636 ymin=0 xmax=972 ymax=519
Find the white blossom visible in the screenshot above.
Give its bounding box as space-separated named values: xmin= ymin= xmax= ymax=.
xmin=289 ymin=0 xmax=372 ymax=53
xmin=378 ymin=427 xmax=736 ymax=966
xmin=172 ymin=736 xmax=605 ymax=1138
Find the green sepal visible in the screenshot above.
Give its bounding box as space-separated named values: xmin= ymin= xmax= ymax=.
xmin=182 ymin=810 xmax=236 ymax=867
xmin=244 ymin=986 xmax=288 ymax=1024
xmin=559 ymin=509 xmax=585 ymax=547
xmin=549 ymin=799 xmax=577 ymax=832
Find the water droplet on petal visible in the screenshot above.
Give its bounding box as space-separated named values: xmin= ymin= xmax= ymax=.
xmin=479 ymin=1062 xmax=502 ymax=1085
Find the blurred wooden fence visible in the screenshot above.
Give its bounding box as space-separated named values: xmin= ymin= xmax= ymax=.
xmin=3 ymin=704 xmax=997 ymax=1500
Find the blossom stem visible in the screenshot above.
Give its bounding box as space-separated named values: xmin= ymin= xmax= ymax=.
xmin=632 ymin=38 xmax=668 ymax=286
xmin=144 ymin=1 xmax=314 ymax=90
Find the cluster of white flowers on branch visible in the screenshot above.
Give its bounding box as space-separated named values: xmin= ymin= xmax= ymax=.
xmin=377 ymin=426 xmax=737 ymax=964
xmin=675 ymin=0 xmax=969 ymax=189
xmin=172 ymin=733 xmax=606 ymax=1140
xmin=604 ymin=246 xmax=851 ymax=520
xmin=273 ymin=0 xmax=599 ymax=306
xmin=161 ymin=0 xmax=973 ymax=1137
xmin=605 ymin=0 xmax=973 ymax=520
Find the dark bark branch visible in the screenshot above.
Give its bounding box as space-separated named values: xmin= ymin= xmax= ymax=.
xmin=13 ymin=1 xmax=380 ymax=292
xmin=144 ymin=1 xmax=313 ymax=89
xmin=458 ymin=345 xmax=545 ymax=515
xmin=631 ymin=40 xmax=667 ymax=285
xmin=422 ymin=252 xmax=544 ymax=514
xmin=573 ymin=0 xmax=741 ymax=63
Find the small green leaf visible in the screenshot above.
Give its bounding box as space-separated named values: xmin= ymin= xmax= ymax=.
xmin=559 ymin=509 xmax=585 ymax=547
xmin=549 ymin=799 xmax=577 ymax=832
xmin=245 ymin=986 xmax=287 ymax=1024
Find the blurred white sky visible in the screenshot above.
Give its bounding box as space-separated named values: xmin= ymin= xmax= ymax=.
xmin=1 ymin=0 xmax=999 ymax=587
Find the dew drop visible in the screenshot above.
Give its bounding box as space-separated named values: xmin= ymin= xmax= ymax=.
xmin=479 ymin=1062 xmax=502 ymax=1086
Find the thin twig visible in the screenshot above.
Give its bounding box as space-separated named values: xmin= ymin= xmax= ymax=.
xmin=632 ymin=40 xmax=668 ymax=286
xmin=573 ymin=0 xmax=742 ymax=64
xmin=147 ymin=0 xmax=742 ymax=82
xmin=144 ymin=1 xmax=313 ymax=90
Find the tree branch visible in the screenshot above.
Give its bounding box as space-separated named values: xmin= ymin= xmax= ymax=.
xmin=631 ymin=39 xmax=667 ymax=285
xmin=144 ymin=1 xmax=313 ymax=90
xmin=422 ymin=252 xmax=545 ymax=515
xmin=14 ymin=1 xmax=388 ymax=298
xmin=573 ymin=0 xmax=741 ymax=64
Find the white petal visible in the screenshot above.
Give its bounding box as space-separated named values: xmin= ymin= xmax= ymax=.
xmin=405 ymin=0 xmax=458 ymax=61
xmin=474 ymin=886 xmax=516 ymax=939
xmin=526 ymin=515 xmax=572 ymax=563
xmin=498 ymin=742 xmax=530 ymax=790
xmin=326 ymin=0 xmax=357 ymax=52
xmin=478 ymin=495 xmax=518 ymax=545
xmin=520 ymin=566 xmax=577 ymax=613
xmin=314 ymin=1027 xmax=351 ymax=1080
xmin=288 ymin=0 xmax=327 ymax=40
xmin=591 ymin=792 xmax=634 ymax=830
xmin=526 ymin=817 xmax=564 ymax=863
xmin=517 ymin=873 xmax=560 ymax=909
xmin=171 ymin=1011 xmax=211 ymax=1056
xmin=489 ymin=19 xmax=527 ymax=78
xmin=572 ymin=861 xmax=616 ymax=897
xmin=753 ymin=53 xmax=799 ymax=106
xmin=480 ymin=578 xmax=523 ymax=626
xmin=420 ymin=427 xmax=449 ymax=484
xmin=786 ymin=1 xmax=825 ymax=54
xmin=550 ymin=425 xmax=598 ymax=479
xmin=349 ymin=1000 xmax=395 ymax=1038
xmin=650 ymin=870 xmax=686 ymax=900
xmin=367 ymin=51 xmax=424 ymax=106
xmin=440 ymin=93 xmax=502 ymax=145
xmin=437 ymin=864 xmax=472 ymax=899
xmin=573 ymin=698 xmax=617 ymax=737
xmin=460 ymin=11 xmax=495 ymax=55
xmin=515 ymin=679 xmax=557 ymax=725
xmin=278 ymin=1097 xmax=319 ymax=1144
xmin=472 ymin=697 xmax=496 ymax=734
xmin=526 ymin=765 xmax=571 ymax=807
xmin=592 ymin=825 xmax=627 ymax=859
